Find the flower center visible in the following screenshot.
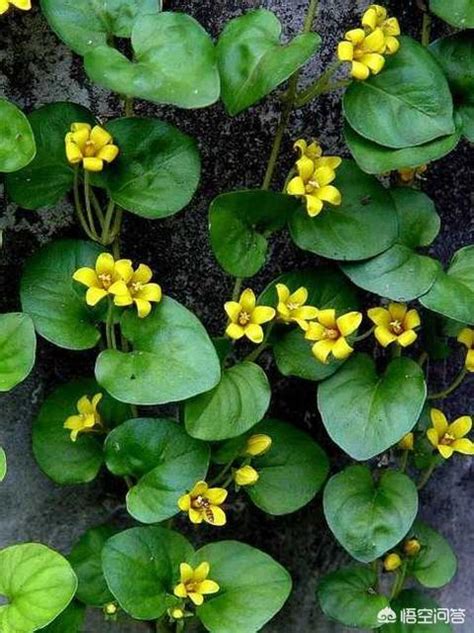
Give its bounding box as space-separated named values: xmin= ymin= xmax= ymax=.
xmin=98 ymin=272 xmax=112 ymax=288
xmin=325 ymin=328 xmax=339 ymax=340
xmin=440 ymin=433 xmax=456 ymax=446
xmin=238 ymin=311 xmax=251 ymax=325
xmin=130 ymin=281 xmax=143 ymax=295
xmin=390 ymin=319 xmax=404 ymax=335
xmin=84 ymin=140 xmax=97 ymax=157
xmin=185 ymin=581 xmax=198 ymax=593
xmin=305 ymin=179 xmax=320 ymax=193
xmin=192 ymin=495 xmax=210 ymax=509
xmin=287 ymin=302 xmax=300 ymax=311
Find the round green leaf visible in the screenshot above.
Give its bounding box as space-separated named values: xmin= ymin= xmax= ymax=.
xmin=318 ymin=354 xmax=426 ymax=461
xmin=69 ymin=525 xmax=116 ymax=607
xmin=382 ymin=589 xmax=453 ymax=632
xmin=184 ymin=362 xmax=271 ymax=441
xmin=0 ymin=543 xmax=77 ymax=633
xmin=40 ymin=0 xmax=161 ymax=56
xmin=209 ymin=190 xmax=298 ymax=277
xmin=5 ymin=103 xmax=96 ymax=209
xmin=84 ymin=13 xmax=220 ymax=109
xmin=289 ymin=160 xmax=398 ymax=260
xmin=95 ymin=297 xmax=221 ymax=405
xmin=323 ymin=465 xmax=418 ymax=563
xmin=343 ymin=37 xmax=455 ymax=149
xmin=0 ymin=447 xmax=6 ymax=482
xmin=33 ymin=377 xmax=129 ymax=484
xmin=420 ymin=246 xmax=474 ymax=325
xmin=92 ymin=118 xmax=200 ymax=219
xmin=0 ymin=313 xmax=36 ymax=392
xmin=0 ymin=99 xmax=35 ymax=173
xmin=429 ymin=0 xmax=474 ymax=27
xmin=390 ymin=188 xmax=441 ymax=249
xmin=459 ymin=103 xmax=474 ymax=141
xmin=245 ymin=419 xmax=329 ymax=515
xmin=192 ymin=541 xmax=292 ymax=633
xmin=407 ymin=520 xmax=457 ymax=589
xmin=430 ymin=32 xmax=474 ymax=102
xmin=21 ymin=239 xmax=105 ymax=350
xmin=102 ymin=526 xmax=193 ymax=620
xmin=39 ymin=601 xmax=85 ymax=632
xmin=318 ymin=565 xmax=389 ymax=629
xmin=217 ymin=9 xmax=320 ymax=116
xmin=104 ymin=418 xmax=210 ymax=523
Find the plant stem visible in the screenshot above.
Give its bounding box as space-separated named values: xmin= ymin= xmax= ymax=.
xmin=295 ymin=61 xmax=345 ymax=107
xmin=89 ymin=187 xmax=106 ymax=226
xmin=73 ymin=169 xmax=96 ymax=240
xmin=105 ymin=298 xmax=116 ymax=350
xmin=399 ymin=450 xmax=409 ymax=473
xmin=101 ymin=199 xmax=116 ymax=245
xmin=244 ymin=342 xmax=269 ymax=363
xmin=83 ymin=171 xmax=99 ymax=240
xmin=124 ymin=96 xmax=134 ymax=117
xmin=391 ymin=343 xmax=402 ymax=358
xmin=209 ymin=459 xmax=235 ymax=486
xmin=427 ymin=368 xmax=467 ymax=400
xmin=231 ymin=278 xmax=243 ymax=302
xmin=353 ymin=326 xmax=374 ymax=343
xmin=390 ymin=562 xmax=408 ymax=600
xmin=417 ymin=462 xmax=436 ymax=490
xmin=418 ymin=351 xmax=428 ymax=367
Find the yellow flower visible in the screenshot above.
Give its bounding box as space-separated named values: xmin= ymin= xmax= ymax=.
xmin=294 ymin=138 xmax=322 ymax=162
xmin=0 ymin=0 xmax=31 ymax=14
xmin=457 ymin=328 xmax=474 ymax=372
xmin=368 ymin=303 xmax=420 ymax=348
xmin=104 ymin=603 xmax=118 ymax=616
xmin=337 ymin=28 xmax=386 ymax=80
xmin=65 ymin=123 xmax=119 ymax=172
xmin=403 ymin=539 xmax=421 ymax=557
xmin=73 ymin=252 xmax=133 ymax=307
xmin=178 ymin=481 xmax=227 ymax=526
xmin=305 ymin=309 xmax=362 ymax=364
xmin=224 ymin=289 xmax=275 ymax=344
xmin=64 ymin=393 xmax=103 ymax=442
xmin=244 ymin=434 xmax=272 ymax=457
xmin=174 ymin=562 xmax=220 ymax=606
xmin=398 ymin=433 xmax=414 ymax=451
xmin=398 ymin=164 xmax=428 ymax=185
xmin=362 ymin=4 xmax=401 ymax=54
xmin=427 ymin=409 xmax=474 ymax=460
xmin=234 ymin=465 xmax=259 ymax=486
xmin=287 ymin=155 xmax=342 ymax=218
xmin=276 ymin=283 xmax=319 ymax=331
xmin=383 ymin=553 xmax=402 ymax=572
xmin=108 ymin=262 xmax=162 ymax=319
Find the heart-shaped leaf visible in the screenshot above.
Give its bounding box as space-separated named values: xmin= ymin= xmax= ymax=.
xmin=0 ymin=447 xmax=6 ymax=482
xmin=104 ymin=418 xmax=210 ymax=523
xmin=5 ymin=102 xmax=96 ymax=209
xmin=318 ymin=354 xmax=426 ymax=460
xmin=382 ymin=589 xmax=453 ymax=632
xmin=40 ymin=0 xmax=161 ymax=55
xmin=323 ymin=465 xmax=418 ymax=563
xmin=406 ymin=520 xmax=457 ymax=589
xmin=0 ymin=313 xmax=36 ymax=392
xmin=429 ymin=0 xmax=474 ymax=27
xmin=289 ymin=160 xmax=398 ymax=260
xmin=209 ymin=190 xmax=299 ymax=277
xmin=39 ymin=601 xmax=85 ymax=633
xmin=343 ymin=37 xmax=455 ymax=149
xmin=85 ymin=13 xmax=220 ymax=109
xmin=0 ymin=99 xmax=35 ymax=173
xmin=21 ymin=239 xmax=105 ymax=350
xmin=318 ymin=566 xmax=389 ymax=629
xmin=96 ymin=297 xmax=221 ymax=405
xmin=217 ymin=9 xmax=320 ymax=115
xmin=0 ymin=543 xmax=77 ymax=633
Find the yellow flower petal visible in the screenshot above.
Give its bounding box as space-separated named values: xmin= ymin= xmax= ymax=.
xmin=66 ymin=142 xmax=83 ymax=164
xmin=305 ymin=321 xmax=326 ymax=341
xmin=317 ymin=185 xmax=341 ymax=206
xmin=362 ymin=7 xmax=378 ymax=30
xmin=374 ymin=325 xmax=397 ymax=348
xmin=206 ymin=488 xmax=228 ymax=505
xmin=174 ymin=582 xmax=188 ymax=598
xmin=188 ymin=592 xmax=204 ymax=606
xmin=384 ymin=17 xmax=400 ymax=36
xmin=70 ymin=128 xmax=90 ymax=151
xmin=293 ymin=139 xmax=308 ymax=156
xmin=305 ymin=194 xmax=324 ymax=217
xmin=359 ymin=53 xmax=385 ymax=74
xmin=288 ymin=286 xmax=307 ymax=306
xmin=90 ymin=125 xmax=112 ymax=149
xmin=72 ymin=267 xmax=99 ymax=288
xmin=133 ymin=264 xmax=153 ymax=284
xmin=315 ymin=156 xmax=342 ymax=170
xmin=296 ymin=156 xmax=315 ymax=181
xmin=193 ymin=562 xmax=210 ymax=582
xmin=451 ymin=439 xmax=474 ymax=455
xmin=466 ymin=349 xmax=474 ymax=372
xmin=388 ymin=303 xmax=407 ymax=322
xmin=226 ymin=323 xmax=245 ymax=340
xmin=83 ymin=157 xmax=104 ymax=172
xmin=64 ymin=415 xmax=83 ymax=431
xmin=403 ymin=309 xmax=421 ymax=330
xmin=351 ymin=61 xmax=370 ymax=80
xmin=71 ymin=122 xmax=91 ymax=133
xmin=364 ymin=27 xmax=386 ymax=53
xmin=96 ymin=253 xmax=115 ymax=276
xmin=438 ymin=444 xmax=454 ymax=459
xmin=0 ymin=0 xmax=9 ymax=13
xmin=312 ymin=339 xmax=335 ymax=364
xmin=205 ymin=505 xmax=226 ymax=526
xmin=337 ymin=41 xmax=354 ymax=62
xmin=276 ymin=283 xmax=290 ymax=303
xmin=292 ymin=306 xmax=319 ymax=321
xmin=426 ymin=428 xmax=440 ymax=448
xmin=239 ymin=288 xmax=256 ymax=313
xmin=318 ymin=309 xmax=337 ymax=329
xmin=367 ymin=307 xmax=391 ymax=327
xmin=134 ymin=298 xmax=152 ymax=318
xmin=92 ymin=393 xmax=103 ymax=409
xmin=385 ymin=36 xmax=400 ymax=55
xmin=178 ymin=494 xmax=191 ymax=512
xmin=97 ymin=144 xmax=119 ymax=163
xmin=457 ymin=328 xmax=474 ymax=348
xmin=398 ymin=330 xmax=417 ymax=347
xmin=108 ymin=280 xmax=129 ymax=296
xmin=198 ymin=579 xmax=220 ymax=595
xmin=287 ymin=176 xmax=306 ymax=196
xmin=189 ymin=481 xmax=207 ymax=498
xmin=251 ymin=306 xmax=275 ymax=325
xmin=179 ymin=563 xmax=194 ymax=583
xmin=244 ymin=323 xmax=264 ymax=344
xmin=448 ymin=416 xmax=472 ymax=439
xmin=314 ymin=166 xmax=336 ymax=187
xmin=345 ymin=28 xmax=365 ymax=45
xmin=189 ymin=508 xmax=204 ymax=524
xmin=431 ymin=408 xmax=448 ymax=436
xmin=114 ymin=259 xmax=133 ymax=282
xmin=331 ymin=336 xmax=354 ymax=360
xmin=113 ymin=294 xmax=134 ymax=307
xmin=136 ymin=283 xmax=162 ymax=303
xmin=224 ymin=301 xmax=242 ymax=322
xmin=86 ymin=287 xmax=108 ymax=306
xmin=337 ymin=311 xmax=362 ymax=337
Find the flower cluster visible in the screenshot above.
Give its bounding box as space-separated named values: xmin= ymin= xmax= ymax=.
xmin=65 ymin=123 xmax=119 ymax=172
xmin=64 ymin=393 xmax=103 ymax=442
xmin=0 ymin=0 xmax=30 ymax=15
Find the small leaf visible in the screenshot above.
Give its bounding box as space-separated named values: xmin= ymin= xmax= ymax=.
xmin=429 ymin=0 xmax=474 ymax=28
xmin=382 ymin=589 xmax=453 ymax=632
xmin=0 ymin=313 xmax=36 ymax=392
xmin=0 ymin=447 xmax=6 ymax=482
xmin=0 ymin=99 xmax=36 ymax=173
xmin=391 ymin=188 xmax=441 ymax=249
xmin=407 ymin=520 xmax=457 ymax=589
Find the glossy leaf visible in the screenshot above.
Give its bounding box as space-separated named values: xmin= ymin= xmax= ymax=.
xmin=0 ymin=313 xmax=36 ymax=392
xmin=0 ymin=447 xmax=6 ymax=482
xmin=0 ymin=99 xmax=35 ymax=173
xmin=391 ymin=188 xmax=441 ymax=249
xmin=429 ymin=0 xmax=474 ymax=27
xmin=38 ymin=601 xmax=85 ymax=632
xmin=95 ymin=297 xmax=221 ymax=405
xmin=407 ymin=520 xmax=457 ymax=589
xmin=382 ymin=590 xmax=453 ymax=632
xmin=323 ymin=465 xmax=418 ymax=563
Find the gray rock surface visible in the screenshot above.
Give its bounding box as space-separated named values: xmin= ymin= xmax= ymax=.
xmin=0 ymin=0 xmax=473 ymax=631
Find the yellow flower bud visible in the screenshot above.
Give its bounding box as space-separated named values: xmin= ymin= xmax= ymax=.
xmin=404 ymin=539 xmax=421 ymax=557
xmin=398 ymin=432 xmax=414 ymax=451
xmin=169 ymin=607 xmax=184 ymax=620
xmin=383 ymin=553 xmax=402 ymax=572
xmin=234 ymin=465 xmax=259 ymax=486
xmin=244 ymin=434 xmax=272 ymax=456
xmin=104 ymin=603 xmax=117 ymax=615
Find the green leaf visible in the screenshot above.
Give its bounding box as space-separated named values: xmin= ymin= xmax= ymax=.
xmin=245 ymin=419 xmax=329 ymax=515
xmin=0 ymin=99 xmax=35 ymax=173
xmin=259 ymin=268 xmax=359 ymax=381
xmin=429 ymin=0 xmax=474 ymax=28
xmin=192 ymin=541 xmax=292 ymax=633
xmin=323 ymin=465 xmax=418 ymax=563
xmin=318 ymin=565 xmax=389 ymax=629
xmin=69 ymin=525 xmax=116 ymax=607
xmin=5 ymin=102 xmax=96 ymax=209
xmin=38 ymin=601 xmax=85 ymax=632
xmin=102 ymin=526 xmax=193 ymax=620
xmin=459 ymin=103 xmax=474 ymax=141
xmin=21 ymin=239 xmax=105 ymax=350
xmin=92 ymin=118 xmax=200 ymax=219
xmin=0 ymin=543 xmax=77 ymax=633
xmin=343 ymin=37 xmax=455 ymax=149
xmin=420 ymin=246 xmax=474 ymax=325
xmin=390 ymin=188 xmax=441 ymax=249
xmin=382 ymin=589 xmax=453 ymax=632
xmin=40 ymin=0 xmax=161 ymax=56
xmin=407 ymin=520 xmax=457 ymax=589
xmin=289 ymin=160 xmax=398 ymax=260
xmin=185 ymin=362 xmax=271 ymax=441
xmin=104 ymin=418 xmax=210 ymax=523
xmin=0 ymin=313 xmax=36 ymax=392
xmin=209 ymin=190 xmax=298 ymax=277
xmin=84 ymin=13 xmax=220 ymax=109
xmin=0 ymin=447 xmax=6 ymax=482
xmin=217 ymin=9 xmax=320 ymax=115
xmin=95 ymin=297 xmax=221 ymax=405
xmin=32 ymin=377 xmax=129 ymax=484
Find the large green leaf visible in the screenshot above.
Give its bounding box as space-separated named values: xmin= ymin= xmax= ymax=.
xmin=85 ymin=13 xmax=220 ymax=108
xmin=343 ymin=37 xmax=455 ymax=149
xmin=0 ymin=99 xmax=36 ymax=173
xmin=92 ymin=118 xmax=200 ymax=219
xmin=209 ymin=190 xmax=298 ymax=277
xmin=39 ymin=601 xmax=85 ymax=632
xmin=217 ymin=9 xmax=320 ymax=115
xmin=429 ymin=0 xmax=474 ymax=28
xmin=5 ymin=103 xmax=96 ymax=209
xmin=420 ymin=246 xmax=474 ymax=325
xmin=288 ymin=160 xmax=398 ymax=260
xmin=0 ymin=543 xmax=77 ymax=633
xmin=382 ymin=590 xmax=453 ymax=632
xmin=21 ymin=239 xmax=105 ymax=350
xmin=104 ymin=418 xmax=210 ymax=523
xmin=318 ymin=354 xmax=426 ymax=460
xmin=40 ymin=0 xmax=161 ymax=56
xmin=0 ymin=447 xmax=6 ymax=482
xmin=323 ymin=465 xmax=418 ymax=563
xmin=184 ymin=362 xmax=271 ymax=441
xmin=0 ymin=313 xmax=36 ymax=392
xmin=406 ymin=520 xmax=457 ymax=589
xmin=318 ymin=565 xmax=389 ymax=629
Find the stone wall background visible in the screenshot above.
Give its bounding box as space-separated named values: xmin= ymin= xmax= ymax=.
xmin=0 ymin=1 xmax=473 ymax=631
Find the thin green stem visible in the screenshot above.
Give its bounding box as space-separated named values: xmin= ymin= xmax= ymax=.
xmin=244 ymin=322 xmax=275 ymax=363
xmin=73 ymin=169 xmax=96 ymax=240
xmin=390 ymin=562 xmax=408 ymax=600
xmin=83 ymin=171 xmax=99 ymax=240
xmin=209 ymin=459 xmax=235 ymax=486
xmin=231 ymin=278 xmax=243 ymax=302
xmin=295 ymin=61 xmax=344 ymax=107
xmin=391 ymin=343 xmax=402 ymax=358
xmin=105 ymin=298 xmax=116 ymax=350
xmin=428 ymin=368 xmax=467 ymax=400
xmin=124 ymin=96 xmax=134 ymax=117
xmin=417 ymin=462 xmax=436 ymax=490
xmin=399 ymin=450 xmax=409 ymax=473
xmin=101 ymin=199 xmax=116 ymax=245
xmin=353 ymin=326 xmax=375 ymax=343
xmin=89 ymin=187 xmax=106 ymax=226
xmin=418 ymin=351 xmax=429 ymax=367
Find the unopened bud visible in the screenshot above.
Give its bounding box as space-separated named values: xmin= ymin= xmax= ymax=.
xmin=104 ymin=603 xmax=117 ymax=615
xmin=169 ymin=607 xmax=184 ymax=620
xmin=403 ymin=539 xmax=421 ymax=557
xmin=234 ymin=465 xmax=259 ymax=486
xmin=244 ymin=434 xmax=272 ymax=457
xmin=398 ymin=432 xmax=414 ymax=451
xmin=383 ymin=553 xmax=402 ymax=572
